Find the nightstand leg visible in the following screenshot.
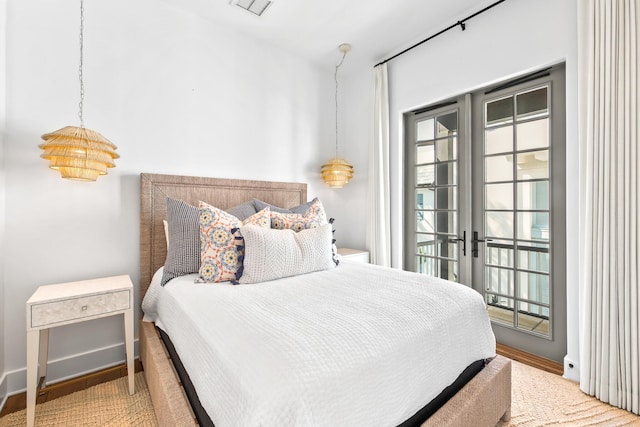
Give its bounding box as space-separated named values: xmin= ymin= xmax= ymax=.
xmin=39 ymin=329 xmax=49 ymax=383
xmin=124 ymin=309 xmax=135 ymax=395
xmin=26 ymin=330 xmax=40 ymax=427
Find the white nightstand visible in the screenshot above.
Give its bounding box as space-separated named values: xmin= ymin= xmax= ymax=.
xmin=25 ymin=275 xmax=135 ymax=427
xmin=337 ymin=248 xmax=370 ymax=263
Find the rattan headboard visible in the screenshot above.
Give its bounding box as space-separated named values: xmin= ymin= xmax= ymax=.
xmin=139 ymin=173 xmax=307 ymax=305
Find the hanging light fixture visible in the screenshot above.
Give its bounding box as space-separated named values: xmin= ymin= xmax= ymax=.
xmin=321 ymin=43 xmax=353 ymax=189
xmin=40 ymin=0 xmax=118 ymax=182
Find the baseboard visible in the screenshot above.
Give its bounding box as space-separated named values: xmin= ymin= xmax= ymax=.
xmin=0 ymin=371 xmax=7 ymax=417
xmin=496 ymin=342 xmax=564 ymax=376
xmin=3 ymin=339 xmax=139 ymax=398
xmin=0 ymin=359 xmax=143 ymax=417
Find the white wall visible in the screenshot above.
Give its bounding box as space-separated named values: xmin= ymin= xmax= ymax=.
xmin=3 ymin=0 xmax=338 ymax=394
xmin=346 ymin=0 xmax=579 ymax=379
xmin=0 ymin=0 xmax=7 ymax=408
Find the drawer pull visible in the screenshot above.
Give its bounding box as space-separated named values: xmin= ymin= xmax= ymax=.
xmin=82 ymin=305 xmax=88 ymax=311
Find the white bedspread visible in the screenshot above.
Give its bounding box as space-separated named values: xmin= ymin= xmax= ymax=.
xmin=142 ymin=261 xmax=496 ymax=427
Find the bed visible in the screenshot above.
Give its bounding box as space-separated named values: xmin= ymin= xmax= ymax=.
xmin=138 ymin=173 xmax=511 ymax=427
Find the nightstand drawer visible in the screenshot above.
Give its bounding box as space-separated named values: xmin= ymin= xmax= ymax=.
xmin=30 ymin=290 xmax=130 ymax=328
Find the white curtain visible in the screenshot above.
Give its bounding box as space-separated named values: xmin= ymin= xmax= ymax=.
xmin=367 ymin=63 xmax=391 ymax=267
xmin=578 ymin=0 xmax=639 ymax=415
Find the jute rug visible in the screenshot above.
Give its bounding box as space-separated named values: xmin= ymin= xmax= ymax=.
xmin=0 ymin=372 xmax=157 ymax=426
xmin=1 ymin=360 xmax=639 ymax=426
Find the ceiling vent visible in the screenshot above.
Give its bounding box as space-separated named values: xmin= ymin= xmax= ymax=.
xmin=232 ymin=0 xmax=272 ymax=16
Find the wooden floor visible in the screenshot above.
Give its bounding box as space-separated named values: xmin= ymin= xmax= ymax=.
xmin=496 ymin=342 xmax=563 ymax=375
xmin=0 ymin=360 xmax=143 ymax=418
xmin=1 ymin=344 xmax=563 ymax=417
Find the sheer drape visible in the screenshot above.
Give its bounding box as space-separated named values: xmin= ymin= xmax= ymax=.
xmin=367 ymin=64 xmax=391 ymax=267
xmin=578 ymin=0 xmax=639 ymax=414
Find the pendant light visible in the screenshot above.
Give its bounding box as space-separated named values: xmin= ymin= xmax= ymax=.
xmin=321 ymin=43 xmax=353 ymax=189
xmin=39 ymin=0 xmax=118 ymax=182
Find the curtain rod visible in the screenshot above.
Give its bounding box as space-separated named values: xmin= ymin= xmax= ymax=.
xmin=374 ymin=0 xmax=507 ymax=68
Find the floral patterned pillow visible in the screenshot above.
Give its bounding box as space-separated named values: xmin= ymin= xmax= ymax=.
xmin=270 ymin=198 xmax=328 ymax=231
xmin=197 ymin=203 xmax=270 ymax=283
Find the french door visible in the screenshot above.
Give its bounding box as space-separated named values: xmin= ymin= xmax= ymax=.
xmin=405 ymin=66 xmax=566 ymax=362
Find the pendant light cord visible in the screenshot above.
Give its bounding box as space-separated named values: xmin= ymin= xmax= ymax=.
xmin=334 ymin=51 xmax=346 ymax=159
xmin=78 ymin=0 xmax=85 ymax=128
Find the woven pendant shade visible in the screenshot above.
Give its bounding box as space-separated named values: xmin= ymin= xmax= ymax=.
xmin=321 ymin=157 xmax=354 ymax=188
xmin=40 ymin=126 xmax=119 ymax=181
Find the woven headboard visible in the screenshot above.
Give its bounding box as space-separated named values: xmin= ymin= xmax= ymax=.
xmin=139 ymin=173 xmax=307 ymax=304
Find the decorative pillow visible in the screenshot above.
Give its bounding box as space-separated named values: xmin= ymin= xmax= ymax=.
xmin=197 ymin=203 xmax=270 ymax=283
xmin=161 ymin=198 xmax=201 ymax=286
xmin=270 ymin=198 xmax=328 ymax=231
xmin=252 ymin=197 xmax=318 ymax=214
xmin=226 ymin=200 xmax=258 ymax=221
xmin=239 ymin=224 xmax=335 ymax=284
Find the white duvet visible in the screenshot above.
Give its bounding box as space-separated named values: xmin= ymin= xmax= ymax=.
xmin=142 ymin=261 xmax=496 ymax=427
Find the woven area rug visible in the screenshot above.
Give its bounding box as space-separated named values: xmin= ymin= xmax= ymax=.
xmin=498 ymin=360 xmax=640 ymax=427
xmin=0 ymin=372 xmax=157 ymax=426
xmin=1 ymin=360 xmax=639 ymax=426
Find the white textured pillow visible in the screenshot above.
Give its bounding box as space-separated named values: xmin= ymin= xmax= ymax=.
xmin=239 ymin=224 xmax=335 ymax=284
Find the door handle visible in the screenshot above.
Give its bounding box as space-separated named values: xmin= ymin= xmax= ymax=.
xmin=472 ymin=231 xmax=493 ymax=258
xmin=449 ymin=231 xmax=466 ymax=256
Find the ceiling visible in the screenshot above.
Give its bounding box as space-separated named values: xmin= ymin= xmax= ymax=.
xmin=159 ymin=0 xmax=500 ymax=69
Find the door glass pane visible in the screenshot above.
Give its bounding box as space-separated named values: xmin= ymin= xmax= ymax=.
xmin=486 ymin=183 xmax=513 ymax=210
xmin=485 ymin=125 xmax=513 ymax=155
xmin=417 ymin=233 xmax=435 ymax=256
xmin=517 ymin=181 xmax=549 ymax=210
xmin=417 ymin=119 xmax=434 ymax=141
xmin=517 ymin=242 xmax=549 ymax=273
xmin=517 ymin=271 xmax=549 ymax=304
xmin=517 ymin=119 xmax=549 ymax=150
xmin=411 ymin=108 xmax=459 ymax=283
xmin=416 ymin=188 xmax=434 ymax=209
xmin=517 ymin=212 xmax=549 ymax=241
xmin=436 ymin=138 xmax=457 ymax=161
xmin=436 ymin=187 xmax=456 ymax=210
xmin=416 ymin=165 xmax=435 ymax=186
xmin=478 ymin=78 xmax=560 ymax=345
xmin=486 ymin=96 xmax=513 ymax=126
xmin=487 ymin=294 xmax=515 ymax=327
xmin=517 ymin=302 xmax=549 ymax=335
xmin=416 ymin=256 xmax=436 ymax=275
xmin=436 ymin=112 xmax=458 ymax=137
xmin=516 ymin=87 xmax=548 ymax=119
xmin=417 ymin=142 xmax=435 ymax=164
xmin=485 ymin=155 xmax=513 ymax=182
xmin=436 ymin=211 xmax=456 ymax=234
xmin=516 ymin=150 xmax=548 ymax=179
xmin=486 ymin=240 xmax=514 ymax=268
xmin=416 ymin=211 xmax=434 ymax=233
xmin=485 ymin=211 xmax=513 ymax=239
xmin=439 ymin=238 xmax=458 ymax=258
xmin=486 ymin=266 xmax=514 ymax=295
xmin=440 ymin=259 xmax=458 ymax=281
xmin=435 ymin=162 xmax=456 ymax=185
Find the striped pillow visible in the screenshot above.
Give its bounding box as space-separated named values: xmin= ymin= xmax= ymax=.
xmin=161 ymin=198 xmax=200 ymax=286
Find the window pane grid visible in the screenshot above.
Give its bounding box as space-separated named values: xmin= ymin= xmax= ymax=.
xmin=413 ymin=110 xmax=459 ymax=281
xmin=484 ymin=86 xmax=552 ymax=338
